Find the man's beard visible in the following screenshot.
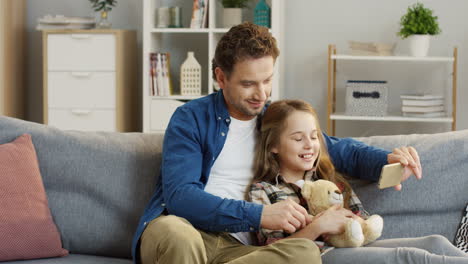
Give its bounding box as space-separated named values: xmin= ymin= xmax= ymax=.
xmin=233 ymin=99 xmax=265 ymax=117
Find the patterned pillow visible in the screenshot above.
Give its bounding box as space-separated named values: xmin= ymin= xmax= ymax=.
xmin=0 ymin=134 xmax=68 ymax=261
xmin=454 ymin=203 xmax=468 ymax=253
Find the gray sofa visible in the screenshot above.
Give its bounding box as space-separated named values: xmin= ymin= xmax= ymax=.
xmin=1 ymin=116 xmax=467 ymax=263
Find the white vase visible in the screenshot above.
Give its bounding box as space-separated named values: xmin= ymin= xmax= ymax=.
xmin=223 ymin=8 xmax=242 ymax=28
xmin=180 ymin=51 xmax=201 ymax=96
xmin=409 ymin=35 xmax=430 ymax=57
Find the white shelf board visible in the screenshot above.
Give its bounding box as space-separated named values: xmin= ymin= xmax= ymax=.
xmin=331 ymin=54 xmax=454 ymax=62
xmin=150 ymin=95 xmax=205 ymax=100
xmin=151 ymin=28 xmax=209 ymax=33
xmin=211 ymin=28 xmax=272 ymax=34
xmin=330 ymin=113 xmax=453 ymax=123
xmin=211 ymin=28 xmax=230 ymax=33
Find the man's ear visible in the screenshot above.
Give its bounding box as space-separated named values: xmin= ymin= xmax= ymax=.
xmin=215 ymin=67 xmax=226 ymax=90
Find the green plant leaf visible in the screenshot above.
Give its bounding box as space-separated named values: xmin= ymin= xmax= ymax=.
xmin=89 ymin=0 xmax=117 ymax=12
xmin=397 ymin=2 xmax=441 ymax=39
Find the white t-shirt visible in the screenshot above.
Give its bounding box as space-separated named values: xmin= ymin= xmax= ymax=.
xmin=204 ymin=116 xmax=257 ymax=245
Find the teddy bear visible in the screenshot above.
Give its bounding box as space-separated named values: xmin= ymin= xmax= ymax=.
xmin=301 ymin=179 xmax=384 ymax=248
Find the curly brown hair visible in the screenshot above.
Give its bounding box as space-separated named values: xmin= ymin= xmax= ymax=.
xmin=212 ymin=22 xmax=280 ymax=80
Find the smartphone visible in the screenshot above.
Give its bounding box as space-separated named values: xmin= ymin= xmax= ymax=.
xmin=378 ymin=163 xmax=404 ymax=189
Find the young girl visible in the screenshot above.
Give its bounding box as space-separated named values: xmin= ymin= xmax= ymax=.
xmin=248 ymin=100 xmax=468 ymax=263
xmin=248 ymin=99 xmax=365 ymax=253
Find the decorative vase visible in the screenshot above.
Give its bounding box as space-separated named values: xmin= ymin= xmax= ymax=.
xmin=254 ymin=0 xmax=271 ymax=28
xmin=180 ymin=51 xmax=201 ymax=96
xmin=223 ymin=8 xmax=242 ymax=28
xmin=409 ymin=35 xmax=430 ymax=57
xmin=97 ymin=11 xmax=112 ymax=29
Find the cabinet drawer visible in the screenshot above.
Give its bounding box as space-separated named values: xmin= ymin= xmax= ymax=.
xmin=150 ymin=99 xmax=184 ymax=132
xmin=48 ymin=109 xmax=116 ymax=131
xmin=48 ymin=72 xmax=116 ymax=109
xmin=47 ymin=34 xmax=116 ymax=71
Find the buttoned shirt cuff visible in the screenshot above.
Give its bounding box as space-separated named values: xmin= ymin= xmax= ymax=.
xmin=244 ymin=202 xmax=263 ymax=231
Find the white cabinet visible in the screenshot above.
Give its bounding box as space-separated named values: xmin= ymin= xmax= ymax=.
xmin=42 ymin=30 xmax=138 ymax=132
xmin=326 ymin=44 xmax=458 ymax=136
xmin=142 ymin=0 xmax=284 ymax=132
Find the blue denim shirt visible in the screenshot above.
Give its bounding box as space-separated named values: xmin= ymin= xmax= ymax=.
xmin=131 ymin=90 xmax=390 ymax=262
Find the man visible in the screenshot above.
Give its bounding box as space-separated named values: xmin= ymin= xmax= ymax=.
xmin=132 ymin=22 xmax=422 ymax=264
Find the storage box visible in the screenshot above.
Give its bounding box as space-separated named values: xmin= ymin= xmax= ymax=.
xmin=345 ymin=80 xmax=388 ymax=116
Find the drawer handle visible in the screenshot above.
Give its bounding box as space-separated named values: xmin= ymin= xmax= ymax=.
xmin=71 ymin=109 xmax=92 ymax=115
xmin=70 ymin=72 xmax=92 ymax=78
xmin=71 ymin=34 xmax=90 ymax=39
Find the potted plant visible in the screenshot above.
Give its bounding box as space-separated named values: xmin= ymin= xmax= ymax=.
xmin=89 ymin=0 xmax=117 ymax=29
xmin=397 ymin=2 xmax=441 ymax=57
xmin=220 ymin=0 xmax=251 ymax=28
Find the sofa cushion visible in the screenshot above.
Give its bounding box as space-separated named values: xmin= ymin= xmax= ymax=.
xmin=0 ymin=117 xmax=163 ymax=259
xmin=0 ymin=134 xmax=68 ymax=261
xmin=350 ymin=130 xmax=468 ymax=242
xmin=0 ymin=254 xmax=132 ymax=264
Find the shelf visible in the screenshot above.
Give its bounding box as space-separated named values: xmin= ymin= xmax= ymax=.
xmin=330 ymin=113 xmax=453 ymax=123
xmin=143 ymin=0 xmax=285 ymax=132
xmin=151 ymin=95 xmax=206 ymax=100
xmin=331 ymin=54 xmax=454 ymax=62
xmin=211 ymin=28 xmax=230 ymax=33
xmin=150 ymin=28 xmax=210 ymax=33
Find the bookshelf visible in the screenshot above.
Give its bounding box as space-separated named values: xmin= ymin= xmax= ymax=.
xmin=142 ymin=0 xmax=284 ymax=132
xmin=327 ymin=44 xmax=457 ymax=136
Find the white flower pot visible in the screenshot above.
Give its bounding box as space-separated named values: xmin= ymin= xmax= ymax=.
xmin=409 ymin=35 xmax=430 ymax=57
xmin=223 ymin=8 xmax=242 ymax=28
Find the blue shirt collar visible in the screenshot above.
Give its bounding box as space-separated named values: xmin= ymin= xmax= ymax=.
xmin=214 ymin=90 xmax=231 ymax=121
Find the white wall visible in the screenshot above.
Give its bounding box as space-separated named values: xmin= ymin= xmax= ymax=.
xmin=26 ymin=0 xmax=467 ymax=136
xmin=284 ymin=0 xmax=467 ymax=137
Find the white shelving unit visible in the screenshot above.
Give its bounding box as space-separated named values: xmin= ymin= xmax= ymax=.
xmin=143 ymin=0 xmax=284 ymax=132
xmin=327 ymin=44 xmax=458 ymax=136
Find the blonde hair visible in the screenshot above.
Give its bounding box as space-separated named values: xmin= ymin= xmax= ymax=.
xmin=252 ymin=99 xmax=352 ymax=208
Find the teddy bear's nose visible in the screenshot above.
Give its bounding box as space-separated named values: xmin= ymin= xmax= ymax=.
xmin=335 ymin=190 xmax=342 ymax=195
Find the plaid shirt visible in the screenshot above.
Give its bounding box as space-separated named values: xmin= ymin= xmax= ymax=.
xmin=248 ymin=171 xmax=369 ymax=254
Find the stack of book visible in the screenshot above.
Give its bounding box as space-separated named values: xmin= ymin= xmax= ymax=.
xmin=190 ymin=0 xmax=209 ymax=29
xmin=401 ymin=94 xmax=446 ymax=118
xmin=149 ymin=53 xmax=173 ymax=96
xmin=36 ymin=15 xmax=95 ymax=30
xmin=348 ymin=41 xmax=395 ymax=56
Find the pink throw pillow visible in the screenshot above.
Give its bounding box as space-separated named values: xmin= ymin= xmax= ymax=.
xmin=0 ymin=134 xmax=68 ymax=261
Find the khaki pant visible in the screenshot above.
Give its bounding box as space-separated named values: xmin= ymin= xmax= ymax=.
xmin=140 ymin=215 xmax=321 ymax=264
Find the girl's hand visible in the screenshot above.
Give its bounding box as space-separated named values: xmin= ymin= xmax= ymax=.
xmin=312 ymin=204 xmax=355 ymax=235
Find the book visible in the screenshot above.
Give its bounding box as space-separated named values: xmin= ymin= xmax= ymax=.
xmin=149 ymin=52 xmax=173 ymax=96
xmin=202 ymin=0 xmax=209 ymax=28
xmin=156 ymin=53 xmax=164 ymax=96
xmin=149 ymin=53 xmax=158 ymax=96
xmin=400 ymin=94 xmax=444 ymax=100
xmin=403 ymin=112 xmax=446 ymax=118
xmin=402 ymin=105 xmax=444 ymax=113
xmin=402 ymin=99 xmax=444 ymax=107
xmin=161 ymin=53 xmax=173 ymax=96
xmin=190 ymin=0 xmax=203 ymax=29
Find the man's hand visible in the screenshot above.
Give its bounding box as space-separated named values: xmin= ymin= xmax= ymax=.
xmin=260 ymin=199 xmax=311 ymax=233
xmin=387 ymin=146 xmax=423 ymax=191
